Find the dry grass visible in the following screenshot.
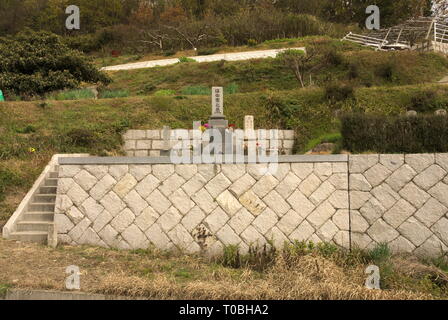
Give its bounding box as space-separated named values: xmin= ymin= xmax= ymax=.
xmin=0 ymin=238 xmax=446 ymax=300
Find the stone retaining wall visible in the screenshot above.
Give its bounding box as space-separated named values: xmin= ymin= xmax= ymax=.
xmin=54 ymin=154 xmax=448 ymax=257
xmin=349 ymin=154 xmax=448 ymax=256
xmin=122 ymin=129 xmax=296 ymax=156
xmin=55 ymin=156 xmax=349 ymax=255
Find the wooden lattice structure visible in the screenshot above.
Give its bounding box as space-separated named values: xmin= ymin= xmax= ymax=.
xmin=342 ymin=16 xmax=448 ymax=53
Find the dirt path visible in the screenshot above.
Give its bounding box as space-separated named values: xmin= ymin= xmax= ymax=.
xmin=101 ymin=48 xmax=305 ymax=71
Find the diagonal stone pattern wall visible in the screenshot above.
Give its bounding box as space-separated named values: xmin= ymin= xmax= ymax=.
xmin=55 ymin=161 xmax=349 ymax=255
xmin=350 ymin=154 xmax=448 ymax=256
xmin=55 ymin=153 xmax=448 ymax=257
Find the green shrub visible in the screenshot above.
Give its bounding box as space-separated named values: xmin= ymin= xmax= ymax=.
xmin=154 ymin=89 xmax=176 ymax=96
xmin=181 ymin=86 xmax=210 ymax=95
xmin=65 ymin=128 xmax=96 ymax=148
xmin=163 ymin=50 xmax=176 ymax=56
xmin=0 ymin=31 xmax=111 ymax=97
xmin=324 ymin=84 xmax=354 ymax=103
xmin=341 ymin=113 xmax=448 ymax=153
xmin=99 ymin=89 xmax=129 ymax=99
xmin=47 ymin=89 xmax=95 ymax=101
xmin=409 ymin=90 xmax=439 ymax=113
xmin=247 ymin=39 xmax=258 ymax=47
xmin=178 ymin=57 xmax=196 ymax=63
xmin=197 ymin=48 xmax=219 ymax=55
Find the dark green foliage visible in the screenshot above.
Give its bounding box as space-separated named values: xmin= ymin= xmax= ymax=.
xmin=197 ymin=48 xmax=219 ymax=56
xmin=324 ymin=83 xmax=355 ymax=103
xmin=0 ymin=31 xmax=111 ymax=97
xmin=341 ymin=113 xmax=448 ymax=153
xmin=65 ymin=128 xmax=96 ymax=148
xmin=409 ymin=90 xmax=440 ymax=113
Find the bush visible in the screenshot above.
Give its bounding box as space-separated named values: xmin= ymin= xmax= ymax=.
xmin=0 ymin=31 xmax=111 ymax=97
xmin=247 ymin=39 xmax=258 ymax=47
xmin=324 ymin=84 xmax=354 ymax=103
xmin=197 ymin=48 xmax=219 ymax=56
xmin=341 ymin=113 xmax=448 ymax=153
xmin=154 ymin=89 xmax=176 ymax=96
xmin=178 ymin=57 xmax=196 ymax=63
xmin=47 ymin=89 xmax=95 ymax=101
xmin=65 ymin=128 xmax=96 ymax=148
xmin=99 ymin=89 xmax=129 ymax=99
xmin=409 ymin=90 xmax=439 ymax=113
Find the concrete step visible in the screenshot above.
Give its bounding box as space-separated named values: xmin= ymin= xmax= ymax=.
xmin=29 ymin=203 xmax=55 ymax=212
xmin=9 ymin=231 xmax=47 ymax=244
xmin=44 ymin=178 xmax=58 ymax=187
xmin=34 ymin=194 xmax=56 ymax=203
xmin=17 ymin=221 xmax=52 ymax=232
xmin=49 ymin=172 xmax=59 ymax=179
xmin=39 ymin=186 xmax=57 ymax=194
xmin=23 ymin=212 xmax=54 ymax=221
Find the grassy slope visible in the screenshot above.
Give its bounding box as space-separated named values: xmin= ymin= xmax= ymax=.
xmin=106 ymin=49 xmax=448 ymax=96
xmin=2 ymin=84 xmax=448 ymax=224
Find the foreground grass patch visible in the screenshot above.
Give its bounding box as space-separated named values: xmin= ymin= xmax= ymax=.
xmin=0 ymin=238 xmax=447 ymax=299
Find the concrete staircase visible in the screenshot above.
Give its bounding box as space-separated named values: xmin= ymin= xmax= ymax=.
xmin=9 ymin=170 xmax=58 ymax=244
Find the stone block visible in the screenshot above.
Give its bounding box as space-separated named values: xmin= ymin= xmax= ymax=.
xmin=414 ymin=198 xmax=447 ymax=227
xmin=67 ymin=183 xmax=89 ymax=206
xmin=152 ymin=164 xmax=175 ymax=181
xmin=286 ymin=190 xmax=315 ymax=218
xmin=135 ymin=174 xmax=160 ymax=198
xmin=111 ymin=208 xmax=135 ymax=233
xmin=367 ymin=219 xmax=399 ymax=243
xmin=239 ymin=190 xmax=267 ymax=216
xmin=306 ymin=201 xmax=335 ymax=229
xmin=289 ymin=220 xmax=315 ymax=242
xmin=350 ymin=174 xmax=372 ymax=192
xmin=192 ymin=189 xmax=218 ymax=214
xmin=216 ymin=190 xmax=242 ymax=216
xmin=136 ymin=140 xmax=152 ymax=150
xmin=398 ymin=182 xmax=430 ymax=208
xmin=92 ymin=210 xmax=113 ymax=233
xmin=170 ymin=189 xmax=194 ymax=215
xmin=383 ymin=199 xmax=416 ymax=228
xmin=108 ymin=165 xmax=129 ymax=181
xmin=146 ymin=189 xmax=171 ymax=214
xmin=204 ymin=207 xmax=229 ymax=233
xmin=263 ymin=190 xmax=290 ymax=216
xmin=309 ymin=181 xmax=336 ymax=205
xmin=229 ymin=173 xmax=256 ymax=197
xmin=205 ymin=173 xmax=232 ymax=198
xmin=275 ymin=172 xmax=301 ymax=198
xmin=385 ymin=164 xmax=416 ymax=192
xmin=123 ymin=190 xmax=148 ymax=216
xmin=130 ymin=165 xmax=152 ymax=181
xmin=113 ymin=173 xmax=137 ymax=198
xmin=229 ymin=208 xmax=255 ymax=235
xmin=414 ymin=165 xmax=446 ymax=191
xmin=398 ymin=217 xmax=432 ymax=247
xmin=428 ymin=182 xmax=448 ymax=207
xmin=100 ymin=191 xmax=126 ymax=216
xmin=298 ymin=173 xmax=321 ymax=197
xmin=241 ymin=226 xmax=266 ymax=246
xmin=181 ymin=206 xmax=205 ymax=232
xmin=405 ymin=154 xmax=435 ymax=173
xmin=90 ymin=174 xmax=116 ymax=201
xmin=79 ymin=197 xmax=104 ymax=221
xmin=380 ymin=154 xmax=404 ymax=171
xmin=159 ymin=173 xmax=186 ymax=197
xmin=74 ymin=170 xmax=97 ymax=191
xmin=290 ymin=163 xmax=313 ymax=180
xmin=55 ymin=214 xmax=74 ymax=234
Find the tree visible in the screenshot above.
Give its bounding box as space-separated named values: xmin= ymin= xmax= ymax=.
xmin=0 ymin=31 xmax=111 ymax=97
xmin=277 ymin=49 xmax=319 ymax=88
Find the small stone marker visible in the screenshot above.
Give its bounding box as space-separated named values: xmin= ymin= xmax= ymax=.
xmin=161 ymin=125 xmax=171 ymax=156
xmin=244 ymin=115 xmax=254 ymax=131
xmin=406 ymin=110 xmax=418 ymax=117
xmin=212 ymin=87 xmax=224 ymax=117
xmin=435 ymin=109 xmax=447 ymax=116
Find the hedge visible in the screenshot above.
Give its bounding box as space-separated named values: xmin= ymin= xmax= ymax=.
xmin=341 ymin=113 xmax=448 ymax=153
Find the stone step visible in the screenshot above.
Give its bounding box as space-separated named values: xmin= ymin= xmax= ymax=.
xmin=16 ymin=221 xmax=52 ymax=232
xmin=39 ymin=186 xmax=57 ymax=194
xmin=28 ymin=203 xmax=55 ymax=212
xmin=44 ymin=178 xmax=58 ymax=187
xmin=49 ymin=172 xmax=59 ymax=179
xmin=23 ymin=212 xmax=54 ymax=221
xmin=9 ymin=231 xmax=47 ymax=244
xmin=33 ymin=194 xmax=56 ymax=203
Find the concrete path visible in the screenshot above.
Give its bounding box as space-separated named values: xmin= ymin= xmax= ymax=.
xmin=101 ymin=47 xmax=305 ymax=71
